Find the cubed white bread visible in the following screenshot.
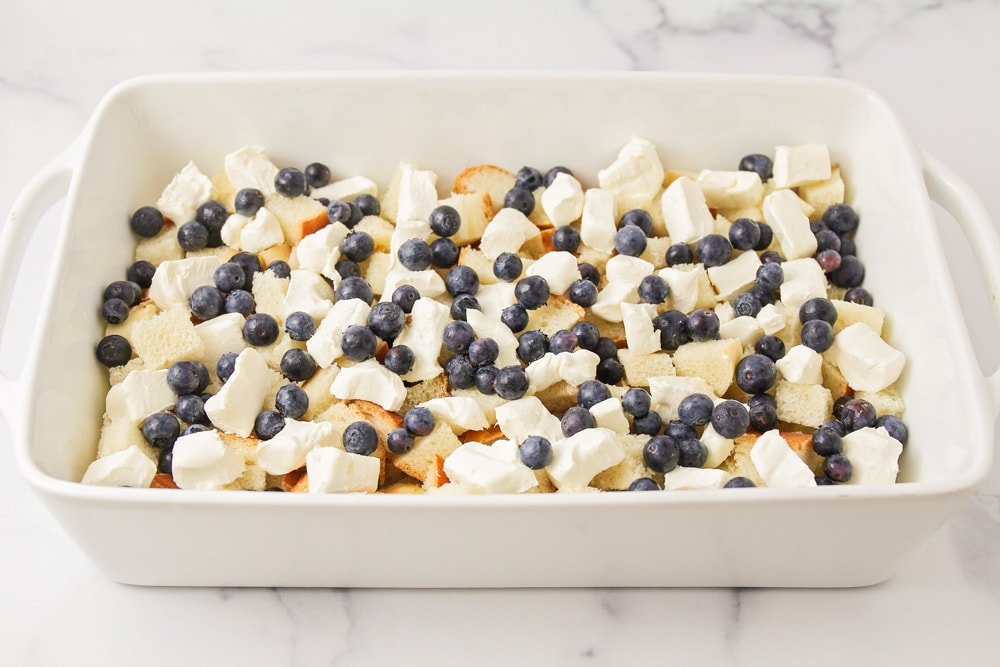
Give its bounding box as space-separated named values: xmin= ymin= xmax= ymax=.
xmin=534 ymin=380 xmax=580 ymax=416
xmin=821 ymin=359 xmax=850 ymax=400
xmin=775 ymin=380 xmax=833 ymax=429
xmin=591 ymin=434 xmax=652 ymax=491
xmin=219 ymin=433 xmax=267 ymax=491
xmin=671 ymin=338 xmax=743 ymax=396
xmin=355 ymin=215 xmax=396 ymax=252
xmin=400 ymin=374 xmax=451 ymax=414
xmin=449 ymin=387 xmax=505 ymax=425
xmin=108 ymin=357 xmax=146 ymax=385
xmin=639 ymin=236 xmax=672 ymax=269
xmin=458 ymin=247 xmax=501 ymax=285
xmin=526 ymin=295 xmax=585 ymax=336
xmin=721 ymin=431 xmax=821 ymax=485
xmin=130 ymin=303 xmax=205 ymax=370
xmin=211 ymin=172 xmax=237 ymax=211
xmin=97 ymin=413 xmax=158 ymax=462
xmin=250 ymin=271 xmax=290 ymax=322
xmin=593 ymin=317 xmax=627 ymax=342
xmin=576 ymin=247 xmax=612 ymax=274
xmin=389 ymin=420 xmax=463 ymax=483
xmin=440 ymin=192 xmax=492 ymax=247
xmin=854 ymin=385 xmax=906 ymax=418
xmin=362 ymin=252 xmax=392 ymax=296
xmin=452 ymin=164 xmax=514 ymax=215
xmin=302 ymin=365 xmax=342 ymax=420
xmin=259 ymin=244 xmax=291 ymax=269
xmin=619 ymin=349 xmax=675 ymax=387
xmin=797 ymin=165 xmax=845 ymax=219
xmin=105 ymin=300 xmax=160 ymax=342
xmin=185 ymin=246 xmax=237 ymax=264
xmin=135 ymin=224 xmax=184 ymax=266
xmin=313 ymin=400 xmax=395 ymax=487
xmin=832 ymin=300 xmax=885 ymax=336
xmin=264 ymin=194 xmax=329 ymax=243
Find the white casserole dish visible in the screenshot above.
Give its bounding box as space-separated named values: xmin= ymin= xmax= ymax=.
xmin=2 ymin=72 xmax=998 ymax=587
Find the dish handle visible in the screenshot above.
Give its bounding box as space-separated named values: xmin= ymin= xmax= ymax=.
xmin=923 ymin=154 xmax=1000 ymax=415
xmin=0 ymin=144 xmax=78 ymax=429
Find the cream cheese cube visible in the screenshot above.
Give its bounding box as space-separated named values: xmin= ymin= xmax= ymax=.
xmin=589 ymin=397 xmax=630 ymax=434
xmin=707 ymin=250 xmax=762 ymax=300
xmin=443 ymin=441 xmax=539 ymax=494
xmin=827 ymin=323 xmax=906 ymax=392
xmin=106 ymin=369 xmax=175 ymax=425
xmin=329 ymin=359 xmax=406 ymax=412
xmin=841 ymin=426 xmax=903 ymax=485
xmin=194 ymin=313 xmax=247 ymax=370
xmin=306 ymin=446 xmax=380 ymax=493
xmin=466 ymin=308 xmax=520 ymax=368
xmin=658 ymin=266 xmax=701 ymax=314
xmin=756 ymin=303 xmax=786 ymax=335
xmin=718 ymin=316 xmax=763 ymax=347
xmin=775 ymin=344 xmax=823 ymax=384
xmin=395 ymin=163 xmax=439 ymax=222
xmin=700 ymin=423 xmax=736 ymax=468
xmin=763 ymin=189 xmax=818 ymax=260
xmin=649 ymin=374 xmax=717 ymax=419
xmin=221 ymin=213 xmax=250 ymax=249
xmin=621 ymin=302 xmax=661 ymax=356
xmin=380 ymin=268 xmax=446 ymax=301
xmin=662 ymin=466 xmax=732 ymax=490
xmin=307 ymin=298 xmax=372 ymax=368
xmin=309 ymin=176 xmax=378 ymax=201
xmin=494 ymin=396 xmax=564 ymax=445
xmin=419 ymin=397 xmax=490 ymax=434
xmin=660 ymin=176 xmax=715 ymax=244
xmin=295 ymin=223 xmax=351 ymax=275
xmin=772 ymin=144 xmax=832 ymax=188
xmin=525 ymin=353 xmax=562 ymax=393
xmin=696 ymin=169 xmax=763 ymax=209
xmin=557 ymin=349 xmax=601 ymax=386
xmin=750 ymin=430 xmax=817 ymax=487
xmin=225 ymin=145 xmax=279 ymax=195
xmin=256 ymin=418 xmax=339 ymax=476
xmin=580 ymin=188 xmax=618 ymax=254
xmin=541 ymin=172 xmax=585 ymax=226
xmin=478 ymin=207 xmax=540 ymax=260
xmin=156 ymin=161 xmax=215 ymax=224
xmin=239 ymin=207 xmax=285 ymax=253
xmin=281 ymin=269 xmax=335 ymax=320
xmin=597 ymin=136 xmax=665 ymax=211
xmin=393 ymin=297 xmax=451 ymax=382
xmin=81 ymin=445 xmax=157 ymax=488
xmin=547 ymin=427 xmax=625 ymax=490
xmin=779 ymin=258 xmax=827 ymax=311
xmin=148 ymin=256 xmax=221 ymax=312
xmin=171 ymin=429 xmax=246 ymax=490
xmin=204 ymin=348 xmax=270 ymax=437
xmin=525 ymin=251 xmax=582 ymax=295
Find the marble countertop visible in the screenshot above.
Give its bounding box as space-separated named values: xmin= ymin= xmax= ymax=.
xmin=2 ymin=1 xmax=999 ymax=664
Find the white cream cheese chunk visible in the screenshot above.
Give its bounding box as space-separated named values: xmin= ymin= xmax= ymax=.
xmin=395 ymin=163 xmax=439 ymax=222
xmin=750 ymin=430 xmax=817 ymax=487
xmin=525 ymin=250 xmax=582 ymax=295
xmin=380 ymin=268 xmax=446 ymax=301
xmin=776 ymin=344 xmax=824 ymax=384
xmin=171 ymin=429 xmax=246 ymax=490
xmin=657 ymin=266 xmax=701 ymax=314
xmin=106 ymin=368 xmax=175 ymax=425
xmin=221 ymin=213 xmax=249 ymax=249
xmin=707 ymin=250 xmax=762 ymax=301
xmin=204 ymin=348 xmax=271 ymax=437
xmin=239 ymin=207 xmax=285 ymax=253
xmin=649 ymin=374 xmax=718 ymax=420
xmin=478 ymin=207 xmax=540 ymax=260
xmin=525 ymin=353 xmax=562 ymax=393
xmin=281 ymin=269 xmax=336 ymax=320
xmin=696 ymin=169 xmax=763 ymax=210
xmin=419 ymin=397 xmax=489 ymax=434
xmin=149 ymin=256 xmax=221 ymax=312
xmin=756 ymin=302 xmax=786 ymax=335
xmin=393 ymin=297 xmax=451 ymax=382
xmin=763 ymin=189 xmax=818 ymax=260
xmin=466 ymin=308 xmax=520 ymax=368
xmin=306 ymin=446 xmax=380 ymax=493
xmin=307 ymin=298 xmax=372 ymax=368
xmin=443 ymin=441 xmax=539 ymax=494
xmin=81 ymin=445 xmax=157 ymax=488
xmin=592 ymin=255 xmax=655 ymax=322
xmin=662 ymin=466 xmax=732 ymax=490
xmin=494 ymin=396 xmax=564 ymax=445
xmin=541 ymin=172 xmax=585 ymax=226
xmin=778 ymin=258 xmax=827 ymax=311
xmin=772 ymin=144 xmax=832 ymax=188
xmin=547 ymin=427 xmax=625 ymax=491
xmin=701 ymin=423 xmax=736 ymax=468
xmin=841 ymin=426 xmax=903 ymax=485
xmin=621 ymin=302 xmax=660 ymax=356
xmin=156 ymin=161 xmax=215 ymax=224
xmin=557 ymin=349 xmax=601 ymax=386
xmin=329 ymin=359 xmax=406 ymax=412
xmin=475 ymin=282 xmax=517 ymax=317
xmin=597 ymin=136 xmax=665 ymax=211
xmin=580 ymin=188 xmax=618 ymax=254
xmin=718 ymin=316 xmax=763 ymax=347
xmin=827 ymin=323 xmax=906 ymax=392
xmin=660 ymin=176 xmax=715 ymax=244
xmin=295 ymin=223 xmax=350 ymax=275
xmin=589 ymin=397 xmax=630 ymax=434
xmin=194 ymin=312 xmax=247 ymax=369
xmin=310 ymin=175 xmax=378 ymax=201
xmin=225 ymin=145 xmax=280 ymax=195
xmin=256 ymin=418 xmax=340 ymax=476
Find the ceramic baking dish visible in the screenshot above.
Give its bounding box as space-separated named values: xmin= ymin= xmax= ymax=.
xmin=2 ymin=72 xmax=998 ymax=587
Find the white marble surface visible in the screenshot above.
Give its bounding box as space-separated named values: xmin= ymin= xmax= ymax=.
xmin=2 ymin=0 xmax=1000 ymax=664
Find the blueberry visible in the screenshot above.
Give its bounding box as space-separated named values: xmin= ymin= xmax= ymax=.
xmin=336 ymin=276 xmax=374 ymax=305
xmin=343 ymin=421 xmax=378 ymax=456
xmin=255 ymin=410 xmax=286 ymax=440
xmin=280 ymin=348 xmax=317 ymax=382
xmin=572 ymin=322 xmax=600 ymax=351
xmin=167 ymin=360 xmax=209 ymax=395
xmin=619 ymin=209 xmax=654 ymax=236
xmin=275 ymin=384 xmax=309 ymax=419
xmin=755 ymin=262 xmax=784 ymax=292
xmin=561 ymin=406 xmax=596 ymax=437
xmin=595 ymin=337 xmax=620 ymax=361
xmin=622 ymin=387 xmax=651 ymax=417
xmin=838 ymin=235 xmax=856 ymax=256
xmin=815 ymin=229 xmax=841 ymax=253
xmin=724 ymin=476 xmax=757 ymax=489
xmin=234 ymin=188 xmax=265 ymax=216
xmin=800 ymin=320 xmax=835 ymax=352
xmin=327 ymin=200 xmax=353 ymax=225
xmin=214 ymin=263 xmax=246 ymax=292
xmin=158 ymin=447 xmax=174 ymax=475
xmin=504 ymin=186 xmax=535 ymax=215
xmin=216 ymin=352 xmax=238 ymax=383
xmin=341 ymin=325 xmax=377 ymax=362
xmin=844 ymin=287 xmax=873 ymax=306
xmin=678 ymin=438 xmax=708 ymax=468
xmin=577 ymin=380 xmax=612 ymax=410
xmin=304 ymin=162 xmax=331 ymax=188
xmin=811 ymin=426 xmax=843 ymax=457
xmin=822 ymin=204 xmax=859 ymax=235
xmin=445 ymin=266 xmax=480 ymax=297
xmin=643 ymin=435 xmax=679 ymax=473
xmin=711 ymin=400 xmax=750 ymax=438
xmin=628 ymin=477 xmax=661 ymax=491
xmin=696 ymin=234 xmax=732 ymax=267
xmin=450 ymin=294 xmax=481 ymax=321
xmin=428 ymin=205 xmax=462 ymax=237
xmin=126 ymin=260 xmax=156 ymax=289
xmin=833 ymin=395 xmax=852 ymax=421
xmin=391 ymin=284 xmax=421 ymax=314
xmin=666 ymin=243 xmax=694 ymax=266
xmin=404 ymin=407 xmax=436 ymax=436
xmin=552 ymin=226 xmax=581 ymax=253
xmin=677 ymin=393 xmax=714 ymax=427
xmin=493 ymin=252 xmax=524 ymax=282
xmin=820 ymin=418 xmax=848 ymax=437
xmin=614 ymin=225 xmax=647 ymax=256
xmin=275 ymin=167 xmax=306 ymax=198
xmin=130 ymin=206 xmax=164 ymax=237
xmin=728 ymin=218 xmax=761 ymax=251
xmin=285 ymin=311 xmax=316 ymax=341
xmin=596 ymin=357 xmax=625 ymax=385
xmin=398 ymin=238 xmax=433 ymax=271
xmin=876 ymin=415 xmax=908 ymax=446
xmin=515 ymin=275 xmax=549 ymax=309
xmin=230 ymin=251 xmax=263 ymax=286
xmin=811 ymin=219 xmax=829 ymax=234
xmin=816 ymin=475 xmax=837 ymax=486
xmin=638 ymin=275 xmax=669 ymax=305
xmin=830 ymin=255 xmax=865 ymax=288
xmin=445 ymin=354 xmax=477 ymax=389
xmin=654 ymin=311 xmax=691 ymax=350
xmin=568 ymin=279 xmax=598 ymax=307
xmin=747 ymin=394 xmax=778 ymax=432
xmin=342 ymin=231 xmax=375 ymax=263
xmin=494 ymin=365 xmax=530 ymax=400
xmin=665 ymin=420 xmax=698 ymax=441
xmin=387 ymin=428 xmax=415 ymax=454
xmin=368 ymin=302 xmax=406 ymax=341
xmin=197 ymin=200 xmax=228 ymax=234
xmin=336 ymin=259 xmax=362 ymax=279
xmin=823 ymin=454 xmax=853 ymax=483
xmin=738 ymin=153 xmax=773 ymax=181
xmin=225 ymin=289 xmax=255 ymax=316
xmin=549 ymin=329 xmax=578 ymax=355
xmin=384 ymin=345 xmax=415 ymax=376
xmin=102 ymin=298 xmax=130 ymax=324
xmin=443 ymin=321 xmax=476 ymax=354
xmin=840 ymin=398 xmax=877 ymax=431
xmin=760 ymin=250 xmax=782 ymax=264
xmin=735 ymin=354 xmax=777 ymax=394
xmin=353 ymin=193 xmax=381 ymax=217
xmin=519 ymin=435 xmax=553 ymax=469
xmin=515 ymin=166 xmax=544 ymax=191
xmin=104 ymin=280 xmax=142 ymax=306
xmin=754 ymin=334 xmax=786 ymax=361
xmin=475 ymin=365 xmax=499 ymax=395
xmin=820 ymin=249 xmax=843 ymax=275
xmin=516 ymin=330 xmax=549 ymax=364
xmin=544 ymin=166 xmax=573 ymax=187
xmin=430 ymin=238 xmax=459 ymax=268
xmin=174 ymin=394 xmax=207 ymax=425
xmin=687 ymin=309 xmax=720 ymax=342
xmin=632 ymin=409 xmax=662 ymax=436
xmin=732 ymin=292 xmax=762 ymax=318
xmin=755 ymin=223 xmax=774 ymax=251
xmin=190 ymin=285 xmax=225 ymax=320
xmin=243 ymin=313 xmax=280 ymax=346
xmin=578 ymin=262 xmax=600 ymax=285
xmin=142 ymin=412 xmax=180 ymax=449
xmin=468 ymin=337 xmax=500 ymax=367
xmin=799 ymin=297 xmax=837 ymax=325
xmin=751 ymin=286 xmax=776 ymax=307
xmin=501 ymin=304 xmax=530 ymax=333
xmin=177 ymin=220 xmax=209 ymax=251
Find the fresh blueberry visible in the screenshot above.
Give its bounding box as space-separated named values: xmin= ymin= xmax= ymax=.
xmin=622 ymin=387 xmax=651 ymax=417
xmin=568 ymin=279 xmax=598 ymax=307
xmin=387 ymin=428 xmax=415 ymax=454
xmin=391 ymin=284 xmax=421 ymax=314
xmin=666 ymin=243 xmax=694 ymax=266
xmin=216 ymin=352 xmax=238 ymax=383
xmin=130 ymin=206 xmax=164 ymax=237
xmin=687 ymin=309 xmax=720 ymax=342
xmin=638 ymin=275 xmax=669 ymax=305
xmin=197 ymin=200 xmax=228 ymax=235
xmin=552 ymin=226 xmax=581 ymax=253
xmin=596 ymin=339 xmax=622 ymax=365
xmin=840 ymin=398 xmax=877 ymax=431
xmin=398 ymin=238 xmax=433 ymax=271
xmin=678 ymin=438 xmax=708 ymax=468
xmin=158 ymin=447 xmax=174 ymax=475
xmin=732 ymin=292 xmax=762 ymax=318
xmin=747 ymin=393 xmax=778 ymax=432
xmin=174 ymin=394 xmax=207 ymax=425
xmin=465 ymin=338 xmax=498 ymax=368
xmin=799 ymin=297 xmax=838 ymax=325
xmin=280 ymin=348 xmax=316 ymax=382
xmin=404 ymin=407 xmax=436 ymax=436
xmin=275 ymin=167 xmax=306 ymax=198
xmin=102 ymin=298 xmax=129 ymax=324
xmin=577 ymin=380 xmax=611 ymax=410
xmin=619 ymin=209 xmax=654 ymax=236
xmin=445 ymin=266 xmax=480 ymax=297
xmin=504 ymin=186 xmax=535 ymax=215
xmin=336 ymin=276 xmax=374 ymax=305
xmin=800 ymin=319 xmax=835 ymax=352
xmin=443 ymin=321 xmax=476 ymax=354
xmin=515 ymin=166 xmax=544 ymax=191
xmin=811 ymin=219 xmax=829 ymax=234
xmin=230 ymin=251 xmax=263 ymax=287
xmin=735 ymin=354 xmax=777 ymax=394
xmin=819 ymin=247 xmax=842 ymax=273
xmin=754 ymin=334 xmax=785 ymax=361
xmin=190 ymin=285 xmax=225 ymax=320
xmin=643 ymin=435 xmax=680 ymax=473
xmin=368 ymin=302 xmax=406 ymax=341
xmin=335 ymin=259 xmax=362 ymax=279
xmin=494 ymin=365 xmax=530 ymax=400
xmin=304 ymin=162 xmax=331 ymax=188
xmin=341 ymin=325 xmax=377 ymax=362
xmin=755 ymin=262 xmax=784 ymax=293
xmin=654 ymin=310 xmax=691 ymax=350
xmin=225 ymin=289 xmax=255 ymax=316
xmin=632 ymin=409 xmax=662 ymax=436
xmin=751 ymin=286 xmax=776 ymax=307
xmin=628 ymin=477 xmax=661 ymax=491
xmin=142 ymin=412 xmax=180 ymax=449
xmin=285 ymin=311 xmax=316 ymax=341
xmin=838 ymin=235 xmax=856 ymax=257
xmin=126 ymin=260 xmax=156 ymax=289
xmin=430 ymin=238 xmax=459 ymax=268
xmin=572 ymin=322 xmax=600 ymax=351
xmin=275 ymin=384 xmax=309 ymax=419
xmin=104 ymin=280 xmax=142 ymax=306
xmin=243 ymin=313 xmax=280 ymax=346
xmin=515 ymin=275 xmax=549 ymax=309
xmin=823 ymin=454 xmax=853 ymax=483
xmin=696 ymin=234 xmax=732 ymax=267
xmin=445 ymin=354 xmax=477 ymax=389
xmin=760 ymin=250 xmax=782 ymax=264
xmin=844 ymin=287 xmax=874 ymax=306
xmin=214 ymin=263 xmax=246 ymax=292
xmin=815 ymin=229 xmax=841 ymax=253
xmin=549 ymin=329 xmax=578 ymax=355
xmin=561 ymin=406 xmax=596 ymax=437
xmin=833 ymin=395 xmax=853 ymax=421
xmin=255 ymin=410 xmax=285 ymax=440
xmin=724 ymin=476 xmax=757 ymax=488
xmin=544 ymin=166 xmax=573 ymax=187
xmin=677 ymin=393 xmax=714 ymax=427
xmin=167 ymin=360 xmax=209 ymax=395
xmin=343 ymin=421 xmax=378 ymax=456
xmin=665 ymin=420 xmax=698 ymax=441
xmin=519 ymin=435 xmax=553 ymax=469
xmin=428 ymin=205 xmax=462 ymax=237
xmin=830 ymin=255 xmax=865 ymax=288
xmin=875 ymin=415 xmax=908 ymax=446
xmin=728 ymin=218 xmax=761 ymax=251
xmin=501 ymin=304 xmax=530 ymax=333
xmin=811 ymin=426 xmax=843 ymax=457
xmin=578 ymin=262 xmax=600 ymax=285
xmin=342 ymin=231 xmax=375 ymax=263
xmin=353 ymin=193 xmax=381 ymax=217
xmin=450 ymin=294 xmax=481 ymax=321
xmin=326 ymin=200 xmax=353 ymax=225
xmin=384 ymin=345 xmax=415 ymax=376
xmin=711 ymin=400 xmax=750 ymax=438
xmin=177 ymin=220 xmax=209 ymax=251
xmin=475 ymin=365 xmax=498 ymax=394
xmin=597 ymin=357 xmax=625 ymax=385
xmin=516 ymin=330 xmax=550 ymax=364
xmin=822 ymin=204 xmax=859 ymax=235
xmin=755 ymin=223 xmax=774 ymax=251
xmin=738 ymin=153 xmax=773 ymax=181
xmin=615 ymin=225 xmax=647 ymax=257
xmin=234 ymin=188 xmax=265 ymax=216
xmin=493 ymin=252 xmax=523 ymax=282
